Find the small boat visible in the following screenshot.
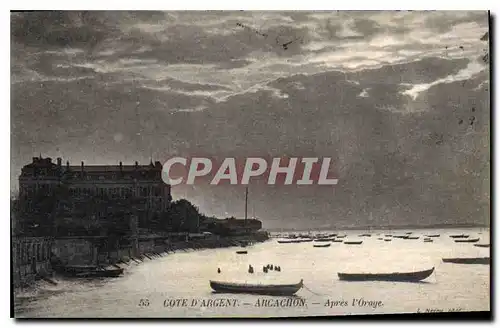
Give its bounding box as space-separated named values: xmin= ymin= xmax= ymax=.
xmin=314 ymin=238 xmax=336 ymax=242
xmin=454 ymin=238 xmax=480 ymax=243
xmin=385 ymin=234 xmax=393 ymax=237
xmin=393 ymin=235 xmax=409 ymax=239
xmin=424 ymin=239 xmax=433 ymax=243
xmin=313 ymin=243 xmax=331 ymax=248
xmin=474 ymin=243 xmax=490 ymax=248
xmin=407 ymin=236 xmax=420 ymax=240
xmin=209 ymin=279 xmax=303 ymax=296
xmin=405 ymin=232 xmax=412 ymax=235
xmin=450 ymin=234 xmax=469 ymax=238
xmin=277 ymin=240 xmax=296 ymax=244
xmin=377 ymin=237 xmax=383 ymax=240
xmin=442 ymin=257 xmax=489 ymax=265
xmin=299 ymin=239 xmax=314 ymax=243
xmin=384 ymin=239 xmax=392 ymax=241
xmin=425 ymin=234 xmax=440 ymax=237
xmin=338 ymin=267 xmax=434 ymax=282
xmin=344 ymin=241 xmax=363 ymax=245
xmin=236 ymin=250 xmax=248 ymax=254
xmin=74 ymin=267 xmax=124 ymax=278
xmin=331 ymin=239 xmax=343 ymax=243
xmin=336 ymin=235 xmax=347 ymax=239
xmin=358 ymin=234 xmax=371 ymax=237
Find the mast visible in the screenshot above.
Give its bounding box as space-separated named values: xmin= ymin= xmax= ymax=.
xmin=244 ymin=185 xmax=248 ymax=223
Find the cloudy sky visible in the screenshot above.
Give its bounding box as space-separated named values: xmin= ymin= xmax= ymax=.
xmin=11 ymin=11 xmax=490 ymax=229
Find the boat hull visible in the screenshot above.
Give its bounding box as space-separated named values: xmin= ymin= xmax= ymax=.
xmin=53 ymin=265 xmax=124 ymax=278
xmin=344 ymin=241 xmax=363 ymax=245
xmin=210 ymin=280 xmax=303 ymax=296
xmin=474 ymin=244 xmax=490 ymax=248
xmin=442 ymin=257 xmax=490 ymax=264
xmin=313 ymin=243 xmax=331 ymax=248
xmin=338 ymin=267 xmax=434 ymax=282
xmin=454 ymin=238 xmax=480 ymax=243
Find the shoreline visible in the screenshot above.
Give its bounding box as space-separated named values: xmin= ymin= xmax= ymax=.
xmin=13 ymin=233 xmax=270 ymax=292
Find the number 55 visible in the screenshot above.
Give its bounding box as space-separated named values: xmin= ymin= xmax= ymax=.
xmin=139 ymin=299 xmax=150 ymax=307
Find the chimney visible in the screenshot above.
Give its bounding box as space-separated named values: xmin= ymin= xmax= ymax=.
xmin=57 ymin=157 xmax=62 ymax=167
xmin=81 ymin=161 xmax=84 ymax=172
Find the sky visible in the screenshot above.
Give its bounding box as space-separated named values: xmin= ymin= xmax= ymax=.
xmin=10 ymin=11 xmax=490 ymax=229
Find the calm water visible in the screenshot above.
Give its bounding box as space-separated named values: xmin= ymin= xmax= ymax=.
xmin=14 ymin=228 xmax=490 ymax=318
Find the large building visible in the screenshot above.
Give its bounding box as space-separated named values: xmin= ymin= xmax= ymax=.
xmin=17 ymin=156 xmax=172 ymax=236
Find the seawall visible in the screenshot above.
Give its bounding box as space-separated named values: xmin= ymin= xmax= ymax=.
xmin=12 ymin=231 xmax=269 ymax=288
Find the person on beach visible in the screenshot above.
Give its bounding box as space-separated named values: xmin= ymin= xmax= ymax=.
xmin=217 ymin=268 xmax=221 ymax=274
xmin=248 ymin=265 xmax=254 ymax=274
xmin=263 ymin=266 xmax=268 ymax=273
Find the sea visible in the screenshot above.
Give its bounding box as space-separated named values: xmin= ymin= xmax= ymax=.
xmin=13 ymin=228 xmax=490 ymax=318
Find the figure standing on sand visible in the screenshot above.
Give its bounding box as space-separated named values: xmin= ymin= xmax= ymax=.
xmin=248 ymin=265 xmax=254 ymax=274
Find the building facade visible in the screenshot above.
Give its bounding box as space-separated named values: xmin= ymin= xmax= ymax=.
xmin=17 ymin=156 xmax=172 ymax=236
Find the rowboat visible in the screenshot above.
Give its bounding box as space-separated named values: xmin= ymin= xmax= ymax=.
xmin=393 ymin=235 xmax=409 ymax=239
xmin=313 ymin=243 xmax=331 ymax=248
xmin=474 ymin=243 xmax=490 ymax=248
xmin=407 ymin=236 xmax=420 ymax=240
xmin=209 ymin=279 xmax=303 ymax=296
xmin=338 ymin=267 xmax=434 ymax=282
xmin=358 ymin=234 xmax=371 ymax=237
xmin=384 ymin=239 xmax=392 ymax=241
xmin=314 ymin=238 xmax=336 ymax=242
xmin=236 ymin=250 xmax=248 ymax=254
xmin=450 ymin=234 xmax=469 ymax=238
xmin=331 ymin=239 xmax=343 ymax=243
xmin=442 ymin=257 xmax=489 ymax=265
xmin=425 ymin=234 xmax=440 ymax=237
xmin=344 ymin=241 xmax=363 ymax=245
xmin=74 ymin=267 xmax=124 ymax=278
xmin=277 ymin=240 xmax=296 ymax=244
xmin=52 ymin=264 xmax=124 ymax=278
xmin=424 ymin=239 xmax=433 ymax=243
xmin=454 ymin=238 xmax=480 ymax=243
xmin=336 ymin=235 xmax=347 ymax=238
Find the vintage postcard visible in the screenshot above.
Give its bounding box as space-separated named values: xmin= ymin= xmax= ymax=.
xmin=10 ymin=11 xmax=490 ymax=318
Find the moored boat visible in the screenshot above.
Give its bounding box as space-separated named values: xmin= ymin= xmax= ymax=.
xmin=331 ymin=239 xmax=343 ymax=243
xmin=74 ymin=267 xmax=124 ymax=278
xmin=277 ymin=240 xmax=296 ymax=244
xmin=338 ymin=267 xmax=434 ymax=282
xmin=450 ymin=234 xmax=469 ymax=238
xmin=314 ymin=238 xmax=336 ymax=242
xmin=442 ymin=257 xmax=489 ymax=265
xmin=393 ymin=235 xmax=409 ymax=239
xmin=53 ymin=264 xmax=124 ymax=278
xmin=358 ymin=233 xmax=371 ymax=237
xmin=454 ymin=238 xmax=480 ymax=243
xmin=313 ymin=243 xmax=331 ymax=248
xmin=474 ymin=243 xmax=490 ymax=248
xmin=343 ymin=241 xmax=363 ymax=245
xmin=384 ymin=239 xmax=392 ymax=241
xmin=407 ymin=236 xmax=420 ymax=240
xmin=209 ymin=279 xmax=303 ymax=296
xmin=425 ymin=234 xmax=440 ymax=237
xmin=424 ymin=239 xmax=433 ymax=243
xmin=236 ymin=250 xmax=248 ymax=254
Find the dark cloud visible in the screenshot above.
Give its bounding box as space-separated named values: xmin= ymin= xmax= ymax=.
xmin=10 ymin=11 xmax=490 ymax=229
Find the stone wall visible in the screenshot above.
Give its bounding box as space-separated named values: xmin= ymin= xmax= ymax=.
xmin=12 ymin=237 xmax=53 ymax=288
